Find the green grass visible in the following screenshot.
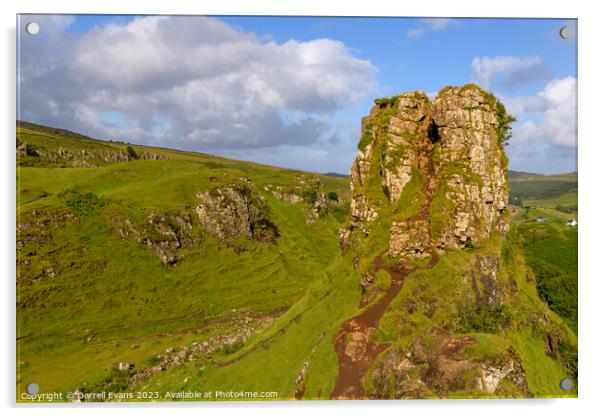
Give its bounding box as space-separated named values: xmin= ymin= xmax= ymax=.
xmin=16 ymin=122 xmax=351 ymax=400
xmin=514 ymin=217 xmax=578 ymax=334
xmin=509 ymin=171 xmax=577 ymax=209
xmin=393 ymin=168 xmax=426 ymax=220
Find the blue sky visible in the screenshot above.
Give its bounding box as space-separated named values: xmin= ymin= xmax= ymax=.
xmin=18 ymin=15 xmax=577 ymax=174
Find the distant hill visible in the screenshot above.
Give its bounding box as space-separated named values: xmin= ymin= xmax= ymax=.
xmin=508 ymin=170 xmax=577 ymax=210
xmin=323 ymin=172 xmax=350 ymax=178
xmin=508 ymin=170 xmax=544 ymax=179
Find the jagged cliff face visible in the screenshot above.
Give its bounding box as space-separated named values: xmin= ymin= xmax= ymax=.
xmin=341 ymin=85 xmax=509 ymax=260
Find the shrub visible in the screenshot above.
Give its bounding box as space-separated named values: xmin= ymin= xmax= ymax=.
xmin=496 ymin=100 xmax=516 ymax=145
xmin=222 ymin=340 xmax=244 ymax=355
xmin=301 ymin=189 xmax=318 ymax=204
xmin=358 ymin=131 xmax=373 ymax=151
xmin=456 ymin=303 xmax=511 ymax=334
xmin=530 ymin=258 xmax=577 ymax=327
xmin=58 ymin=189 xmax=107 ymax=215
xmin=126 ymin=145 xmax=138 ymax=160
xmin=143 ymin=355 xmax=162 ymax=367
xmin=558 ymin=340 xmax=578 ymax=380
xmin=25 ymin=144 xmax=40 ymax=157
xmin=327 ymin=191 xmax=339 ymax=202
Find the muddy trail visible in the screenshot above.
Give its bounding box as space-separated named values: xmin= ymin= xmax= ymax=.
xmin=330 ymin=254 xmax=438 ymax=399
xmin=330 ymin=116 xmax=443 ymax=399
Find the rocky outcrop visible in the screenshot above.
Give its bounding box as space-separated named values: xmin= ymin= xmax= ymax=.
xmin=111 ymin=211 xmax=199 ymax=266
xmin=109 ymin=180 xmax=278 ymax=265
xmin=144 ymin=212 xmax=197 ymax=265
xmin=340 ymin=84 xmax=510 ymax=258
xmin=17 ymin=141 xmax=168 ymax=167
xmin=81 ymin=312 xmax=278 ymax=398
xmin=17 ymin=208 xmax=78 ymax=284
xmin=195 ymin=180 xmax=279 ymax=242
xmin=369 ymin=332 xmax=530 ymax=399
xmin=430 ymin=86 xmax=509 ymax=251
xmin=263 ymin=176 xmax=342 ymax=227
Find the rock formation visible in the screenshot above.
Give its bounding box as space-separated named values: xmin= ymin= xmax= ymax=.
xmin=195 ymin=179 xmax=279 ymax=243
xmin=111 ymin=179 xmax=279 ymax=265
xmin=17 ymin=141 xmax=168 ymax=168
xmin=369 ymin=332 xmax=530 ymax=398
xmin=341 ymin=84 xmax=510 ymax=259
xmin=331 ymin=85 xmax=542 ymax=399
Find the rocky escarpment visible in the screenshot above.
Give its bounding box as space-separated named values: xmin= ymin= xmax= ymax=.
xmin=18 ymin=179 xmax=280 ymax=275
xmin=17 ymin=140 xmax=168 ymax=168
xmin=17 ymin=141 xmax=169 ymax=168
xmin=365 ymin=250 xmax=536 ymax=399
xmin=369 ymin=331 xmax=530 ymax=399
xmin=196 ymin=178 xmax=279 ymax=243
xmin=111 ymin=179 xmax=279 ymax=265
xmin=264 ymin=175 xmax=346 ymax=226
xmin=340 ymin=84 xmax=511 ymax=259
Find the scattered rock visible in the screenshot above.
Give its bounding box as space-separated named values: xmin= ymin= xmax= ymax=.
xmin=114 ymin=362 xmax=134 ymax=371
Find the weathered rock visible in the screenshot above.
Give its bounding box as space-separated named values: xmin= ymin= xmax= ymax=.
xmin=18 ymin=143 xmax=168 ymax=168
xmin=340 ymin=85 xmax=510 ymax=259
xmin=195 ymin=183 xmax=278 ymax=242
xmin=369 ymin=332 xmax=531 ymax=399
xmin=145 ymin=212 xmax=196 ymax=265
xmin=294 ymin=361 xmax=310 ymax=399
xmin=272 ymin=191 xmax=304 ymax=204
xmin=123 ymin=312 xmax=277 ymax=386
xmin=114 ymin=362 xmax=134 ymax=372
xmin=388 ymin=219 xmax=430 ymax=259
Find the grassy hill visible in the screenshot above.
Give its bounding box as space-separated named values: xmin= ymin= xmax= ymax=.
xmin=508 ymin=170 xmax=578 ymax=335
xmin=16 ymin=122 xmax=577 ymax=401
xmin=17 ymin=121 xmax=352 ymax=398
xmin=509 ymin=170 xmax=577 ymax=212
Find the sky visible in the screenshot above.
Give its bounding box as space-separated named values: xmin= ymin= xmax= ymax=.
xmin=17 ymin=15 xmax=577 ymax=174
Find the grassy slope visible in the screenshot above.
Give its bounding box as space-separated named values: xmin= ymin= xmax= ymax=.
xmin=508 ymin=171 xmax=578 ymax=334
xmin=509 ymin=171 xmax=577 ymax=210
xmin=514 ymin=208 xmax=578 ymax=334
xmin=16 ymin=123 xmax=350 ymax=398
xmin=370 ymin=231 xmax=576 ymax=398
xmin=125 ymin=197 xmax=395 ymax=400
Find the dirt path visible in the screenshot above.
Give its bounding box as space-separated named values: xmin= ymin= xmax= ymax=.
xmin=330 ymin=254 xmax=438 ymax=399
xmin=331 ymin=122 xmax=442 ymax=399
xmin=329 ymin=256 xmax=406 ymax=399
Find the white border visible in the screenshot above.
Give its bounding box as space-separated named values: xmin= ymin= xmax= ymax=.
xmin=2 ymin=1 xmax=600 ymax=416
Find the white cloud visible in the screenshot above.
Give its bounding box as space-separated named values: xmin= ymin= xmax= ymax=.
xmin=18 ymin=15 xmax=377 ymax=151
xmin=503 ymin=76 xmax=576 ymax=172
xmin=510 ymin=77 xmax=577 ymax=148
xmin=407 ymin=18 xmax=455 ymax=39
xmin=471 ymin=56 xmax=549 ymax=90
